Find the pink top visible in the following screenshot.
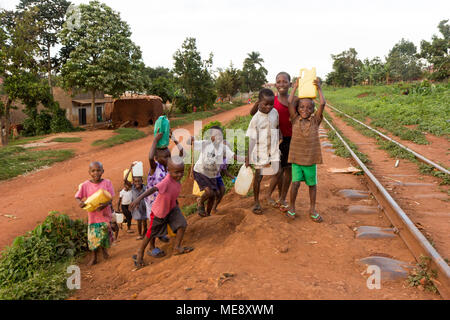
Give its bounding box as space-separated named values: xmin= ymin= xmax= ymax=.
xmin=75 ymin=179 xmax=115 ymax=224
xmin=151 ymin=175 xmax=181 ymax=219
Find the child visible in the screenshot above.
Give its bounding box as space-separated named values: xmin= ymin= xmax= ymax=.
xmin=131 ymin=158 xmax=193 ymax=267
xmin=75 ymin=161 xmax=115 ymax=266
xmin=190 ymin=126 xmax=235 ymax=217
xmin=117 ymin=180 xmax=133 ymax=233
xmin=287 ymin=78 xmax=326 ymax=222
xmin=245 ymin=88 xmax=280 ymax=215
xmin=110 ymin=210 xmax=120 ymax=242
xmin=125 ymin=163 xmax=148 ymax=240
xmin=250 ymin=72 xmax=293 ymax=212
xmin=145 ymin=129 xmax=184 ymax=245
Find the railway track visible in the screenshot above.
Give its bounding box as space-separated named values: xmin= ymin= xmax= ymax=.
xmin=321 ymin=113 xmax=450 ymax=299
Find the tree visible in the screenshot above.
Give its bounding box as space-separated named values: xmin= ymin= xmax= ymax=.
xmin=356 ymin=57 xmax=385 ymax=85
xmin=386 ymin=39 xmax=422 ymax=81
xmin=0 ymin=8 xmax=42 ymax=145
xmin=16 ymin=0 xmax=71 ymax=96
xmin=326 ymin=48 xmax=362 ymax=87
xmin=241 ymin=51 xmax=267 ymax=92
xmin=173 ymin=37 xmax=216 ymax=112
xmin=216 ymin=62 xmax=241 ymax=101
xmin=419 ymin=19 xmax=450 ymax=81
xmin=59 ymin=1 xmax=144 ymax=128
xmin=142 ymin=66 xmax=177 ymax=103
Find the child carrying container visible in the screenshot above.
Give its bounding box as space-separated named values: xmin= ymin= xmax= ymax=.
xmin=287 ymin=77 xmax=326 ymax=222
xmin=245 ymin=88 xmax=280 ymax=215
xmin=125 ymin=163 xmax=148 ymax=240
xmin=75 ymin=161 xmax=115 ymax=266
xmin=117 ymin=180 xmax=133 ymax=233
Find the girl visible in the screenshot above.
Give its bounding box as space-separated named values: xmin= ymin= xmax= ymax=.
xmin=125 ymin=164 xmax=148 ymax=240
xmin=117 ymin=180 xmax=133 ymax=233
xmin=250 ymin=72 xmax=293 ymax=211
xmin=75 ymin=161 xmax=115 ymax=266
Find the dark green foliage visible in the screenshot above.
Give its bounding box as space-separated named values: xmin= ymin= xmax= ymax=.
xmin=0 ymin=212 xmax=88 ymax=300
xmin=326 ymin=48 xmax=362 ymax=87
xmin=240 ymin=52 xmax=267 ymax=92
xmin=386 ymin=38 xmax=422 ymax=81
xmin=216 ymin=63 xmax=242 ymax=99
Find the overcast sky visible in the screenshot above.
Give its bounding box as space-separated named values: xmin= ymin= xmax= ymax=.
xmin=1 ymin=0 xmax=449 ymax=81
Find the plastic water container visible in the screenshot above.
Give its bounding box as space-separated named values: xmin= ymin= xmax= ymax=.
xmin=167 ymin=225 xmax=176 ymax=237
xmin=234 ymin=165 xmax=254 ymax=196
xmin=192 ymin=180 xmax=205 ymax=196
xmin=115 ymin=212 xmax=124 ymax=224
xmin=83 ymin=189 xmax=112 ymax=212
xmin=298 ymin=67 xmax=317 ymax=98
xmin=154 ymin=115 xmax=170 ymax=148
xmin=123 ymin=169 xmax=132 ymax=182
xmin=132 ymin=161 xmax=144 ymax=177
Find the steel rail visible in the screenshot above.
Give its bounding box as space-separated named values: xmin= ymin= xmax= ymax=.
xmin=323 ymin=116 xmax=450 ymax=299
xmin=326 ymin=103 xmax=450 ymax=176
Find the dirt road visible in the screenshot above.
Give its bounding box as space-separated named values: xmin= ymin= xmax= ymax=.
xmin=0 ymin=104 xmax=252 ymax=250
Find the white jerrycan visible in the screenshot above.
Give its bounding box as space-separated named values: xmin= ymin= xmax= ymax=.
xmin=132 ymin=161 xmax=144 ymax=177
xmin=234 ymin=165 xmax=254 ymax=196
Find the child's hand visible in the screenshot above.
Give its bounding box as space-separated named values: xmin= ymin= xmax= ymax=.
xmin=155 ymin=128 xmax=163 ymax=141
xmin=129 ymin=200 xmax=138 ymax=212
xmin=97 ymin=202 xmax=109 ymax=211
xmin=292 ymin=78 xmax=299 ymax=90
xmin=79 ymin=201 xmax=86 ymax=208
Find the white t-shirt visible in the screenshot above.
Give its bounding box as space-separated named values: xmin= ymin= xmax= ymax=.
xmin=119 ymin=189 xmax=133 ymax=205
xmin=246 ymin=108 xmax=280 ymax=167
xmin=193 ymin=140 xmax=235 ymax=178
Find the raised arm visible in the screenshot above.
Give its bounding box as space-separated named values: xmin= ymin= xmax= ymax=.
xmin=288 ymin=79 xmax=299 ymax=120
xmin=124 ymin=163 xmax=134 ymax=185
xmin=314 ymin=78 xmax=326 ymax=120
xmin=170 ymin=130 xmax=184 ymax=157
xmin=249 ymin=101 xmax=259 ymax=116
xmin=149 ymin=130 xmax=163 ymax=172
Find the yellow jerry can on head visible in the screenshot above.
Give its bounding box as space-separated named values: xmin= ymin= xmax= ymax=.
xmin=123 ymin=169 xmax=133 ymax=183
xmin=83 ymin=189 xmax=112 ymax=212
xmin=298 ymin=67 xmax=317 ymax=98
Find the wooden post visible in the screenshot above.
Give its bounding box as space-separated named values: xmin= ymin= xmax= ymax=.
xmin=91 ymin=89 xmax=96 ymax=128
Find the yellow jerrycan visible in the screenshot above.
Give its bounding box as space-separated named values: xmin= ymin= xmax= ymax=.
xmin=298 ymin=67 xmax=317 ymax=98
xmin=192 ymin=180 xmax=205 ymax=196
xmin=123 ymin=169 xmax=133 ymax=183
xmin=83 ymin=189 xmax=112 ymax=212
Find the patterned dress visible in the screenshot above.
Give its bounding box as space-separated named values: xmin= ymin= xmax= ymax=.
xmin=145 ymin=162 xmax=167 ymax=219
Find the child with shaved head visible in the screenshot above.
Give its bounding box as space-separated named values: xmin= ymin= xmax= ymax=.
xmin=75 ymin=161 xmax=115 ymax=266
xmin=131 ymin=158 xmax=193 ymax=267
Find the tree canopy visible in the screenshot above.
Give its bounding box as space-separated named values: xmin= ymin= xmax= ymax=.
xmin=240 ymin=51 xmax=267 ymax=92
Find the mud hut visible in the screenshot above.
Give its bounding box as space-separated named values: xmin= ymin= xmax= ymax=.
xmin=111 ymin=95 xmax=163 ymax=128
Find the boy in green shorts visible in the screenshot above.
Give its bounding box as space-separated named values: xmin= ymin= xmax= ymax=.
xmin=286 ymin=78 xmax=326 ymax=222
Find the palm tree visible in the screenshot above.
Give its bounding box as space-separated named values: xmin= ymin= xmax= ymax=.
xmin=245 ymin=51 xmax=264 ymax=67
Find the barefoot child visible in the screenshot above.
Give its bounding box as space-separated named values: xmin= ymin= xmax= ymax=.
xmin=287 ymin=78 xmax=326 ymax=222
xmin=131 ymin=159 xmax=194 ymax=267
xmin=117 ymin=181 xmax=133 ymax=233
xmin=246 ymin=88 xmax=280 ymax=215
xmin=75 ymin=161 xmax=115 ymax=266
xmin=250 ymin=72 xmax=293 ymax=211
xmin=125 ymin=163 xmax=148 ymax=240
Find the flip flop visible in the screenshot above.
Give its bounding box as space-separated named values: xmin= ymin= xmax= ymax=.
xmin=174 ymin=246 xmax=194 ymax=256
xmin=252 ymin=204 xmax=263 ymax=215
xmin=286 ymin=210 xmax=296 ymax=219
xmin=279 ymin=203 xmax=289 ymax=212
xmin=158 ymin=235 xmax=170 ymax=243
xmin=132 ymin=254 xmax=145 ymax=268
xmin=147 ymin=247 xmax=166 ymax=258
xmin=267 ymin=199 xmax=280 ymax=208
xmin=310 ymin=212 xmax=323 ymax=223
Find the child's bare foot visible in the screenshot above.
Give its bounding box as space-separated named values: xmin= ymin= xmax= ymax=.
xmin=267 ymin=198 xmax=279 ymax=208
xmin=102 ymin=248 xmax=110 ymax=260
xmin=87 ymin=254 xmax=97 ymax=266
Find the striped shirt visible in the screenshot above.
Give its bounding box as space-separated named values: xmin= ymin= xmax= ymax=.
xmin=288 ymin=113 xmax=323 ymax=166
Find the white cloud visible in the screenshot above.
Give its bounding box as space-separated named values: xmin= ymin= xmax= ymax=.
xmin=2 ymin=0 xmax=449 ymax=81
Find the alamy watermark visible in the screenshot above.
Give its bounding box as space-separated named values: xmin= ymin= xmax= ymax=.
xmin=67 ymin=265 xmax=81 ymax=290
xmin=366 ymin=265 xmax=381 ymax=290
xmin=65 ymin=4 xmax=82 ymax=31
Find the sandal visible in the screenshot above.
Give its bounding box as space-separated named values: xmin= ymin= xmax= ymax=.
xmin=147 ymin=247 xmax=166 ymax=258
xmin=174 ymin=246 xmax=194 ymax=256
xmin=158 ymin=235 xmax=170 ymax=243
xmin=310 ymin=212 xmax=323 ymax=223
xmin=286 ymin=210 xmax=296 ymax=219
xmin=252 ymin=204 xmax=263 ymax=215
xmin=198 ymin=204 xmax=207 ymax=217
xmin=267 ymin=199 xmax=280 ymax=208
xmin=279 ymin=202 xmax=289 ymax=212
xmin=132 ymin=254 xmax=145 ymax=268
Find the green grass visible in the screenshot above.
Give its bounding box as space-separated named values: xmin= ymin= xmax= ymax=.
xmin=92 ymin=128 xmax=147 ymax=148
xmin=7 ymin=136 xmax=46 ymax=146
xmin=50 ymin=137 xmax=82 ymax=143
xmin=0 ymin=146 xmax=75 ymax=181
xmin=323 ymin=82 xmax=450 ymax=142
